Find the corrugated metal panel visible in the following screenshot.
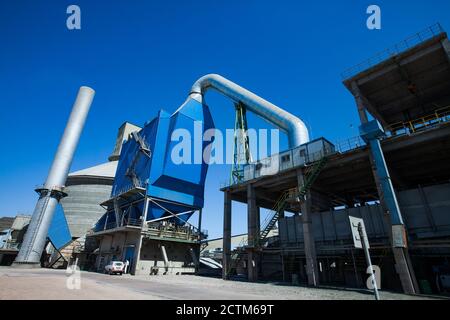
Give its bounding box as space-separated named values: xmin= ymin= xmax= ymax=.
xmin=279 ymin=183 xmax=450 ymax=245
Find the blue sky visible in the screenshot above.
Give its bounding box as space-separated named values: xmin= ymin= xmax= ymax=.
xmin=1 ymin=0 xmax=449 ymax=239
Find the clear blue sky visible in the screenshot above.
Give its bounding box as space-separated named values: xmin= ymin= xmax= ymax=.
xmin=1 ymin=1 xmax=449 ymax=239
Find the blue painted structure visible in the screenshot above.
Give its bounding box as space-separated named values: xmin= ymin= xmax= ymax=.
xmin=48 ymin=204 xmax=72 ymax=250
xmin=359 ymin=120 xmax=404 ymax=225
xmin=94 ymin=98 xmax=215 ymax=232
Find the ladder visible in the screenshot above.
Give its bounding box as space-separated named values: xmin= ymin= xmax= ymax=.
xmin=299 ymin=156 xmax=328 ymax=198
xmin=259 ymin=155 xmax=329 ymax=245
xmin=125 ymin=132 xmax=151 ymax=188
xmin=259 ymin=191 xmax=290 ymax=243
xmin=226 ymin=155 xmax=329 ymax=277
xmin=131 ymin=131 xmax=151 ymax=157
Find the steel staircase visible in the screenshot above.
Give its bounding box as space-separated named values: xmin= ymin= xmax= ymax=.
xmin=125 ymin=132 xmax=151 ymax=188
xmin=259 ymin=191 xmax=290 ymax=243
xmin=225 ymin=155 xmax=329 ymax=278
xmin=258 ymin=155 xmax=328 ymax=245
xmin=298 ymin=156 xmax=328 ymax=198
xmin=131 ymin=131 xmax=151 ymax=157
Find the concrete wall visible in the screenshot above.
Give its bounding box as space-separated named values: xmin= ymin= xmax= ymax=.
xmin=95 ymin=232 xmax=197 ymax=275
xmin=61 ymin=182 xmax=112 ymax=238
xmin=279 ymin=182 xmax=450 ymax=245
xmin=96 ymin=232 xmax=139 ymax=271
xmin=136 ymin=239 xmax=197 ymax=275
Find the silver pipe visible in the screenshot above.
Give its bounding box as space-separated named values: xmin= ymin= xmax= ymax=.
xmin=14 ymin=86 xmax=95 ymax=266
xmin=189 ymin=74 xmax=309 ymax=147
xmin=160 ymin=245 xmax=169 ymax=272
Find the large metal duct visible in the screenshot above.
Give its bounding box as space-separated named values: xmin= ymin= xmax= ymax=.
xmin=188 ymin=74 xmax=309 ymax=147
xmin=14 ymin=86 xmax=95 ymax=266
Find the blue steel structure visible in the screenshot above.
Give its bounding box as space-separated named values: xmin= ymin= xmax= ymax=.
xmin=48 ymin=204 xmax=72 ymax=250
xmin=359 ymin=120 xmax=404 ymax=226
xmin=94 ymin=98 xmax=215 ymax=232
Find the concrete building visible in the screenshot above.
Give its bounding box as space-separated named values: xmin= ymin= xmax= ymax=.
xmin=0 ymin=215 xmax=31 ymax=265
xmin=220 ymin=24 xmax=450 ymax=295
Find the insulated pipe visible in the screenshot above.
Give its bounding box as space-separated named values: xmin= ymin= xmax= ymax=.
xmin=14 ymin=86 xmax=95 ymax=266
xmin=188 ymin=74 xmax=309 ymax=147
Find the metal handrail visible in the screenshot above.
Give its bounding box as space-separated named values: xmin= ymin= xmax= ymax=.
xmin=342 ymin=23 xmax=445 ymax=79
xmin=335 ymin=135 xmax=366 ymax=153
xmin=387 ymin=106 xmax=450 ymax=136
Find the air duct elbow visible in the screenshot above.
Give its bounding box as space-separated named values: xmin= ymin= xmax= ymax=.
xmin=189 ymin=74 xmax=309 ymax=147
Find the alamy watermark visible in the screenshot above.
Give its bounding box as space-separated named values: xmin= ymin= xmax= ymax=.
xmin=66 ymin=264 xmax=81 ymax=290
xmin=66 ymin=5 xmax=81 ymax=30
xmin=367 ymin=265 xmax=381 ymax=290
xmin=367 ymin=5 xmax=381 ymax=30
xmin=170 ymin=123 xmax=280 ymax=166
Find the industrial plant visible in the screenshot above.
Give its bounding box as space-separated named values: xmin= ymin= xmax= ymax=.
xmin=2 ymin=23 xmax=450 ymax=298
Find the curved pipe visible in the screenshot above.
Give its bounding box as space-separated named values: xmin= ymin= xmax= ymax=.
xmin=188 ymin=74 xmax=309 ymax=147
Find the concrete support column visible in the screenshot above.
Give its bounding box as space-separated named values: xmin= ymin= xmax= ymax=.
xmin=297 ymin=170 xmax=319 ymax=286
xmin=247 ymin=184 xmax=259 ymax=282
xmin=196 ymin=208 xmax=203 ymax=273
xmin=131 ymin=197 xmax=149 ymax=275
xmin=351 ymin=81 xmax=369 ymax=124
xmin=353 ymin=82 xmax=419 ymax=294
xmin=131 ymin=235 xmax=143 ymax=275
xmin=222 ymin=191 xmax=232 ymax=279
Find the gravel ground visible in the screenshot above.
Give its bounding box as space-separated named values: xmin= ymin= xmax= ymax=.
xmin=0 ymin=267 xmax=442 ymax=300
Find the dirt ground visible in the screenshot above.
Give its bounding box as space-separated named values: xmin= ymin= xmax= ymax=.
xmin=0 ymin=266 xmax=441 ymax=300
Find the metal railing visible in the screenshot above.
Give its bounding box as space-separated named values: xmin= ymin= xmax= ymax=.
xmin=111 ymin=178 xmax=147 ymax=197
xmin=334 ymin=135 xmax=366 ymax=153
xmin=342 ymin=23 xmax=445 ymax=79
xmin=145 ymin=222 xmax=201 ymax=242
xmin=386 ymin=106 xmax=450 ymax=136
xmin=1 ymin=240 xmax=20 ymax=250
xmin=223 ymin=143 xmax=336 ymax=188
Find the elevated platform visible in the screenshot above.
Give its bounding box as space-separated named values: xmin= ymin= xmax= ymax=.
xmin=343 ymin=24 xmax=450 ymax=128
xmin=222 ymin=121 xmax=450 ymax=212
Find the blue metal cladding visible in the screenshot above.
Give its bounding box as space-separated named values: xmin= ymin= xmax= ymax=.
xmin=106 ymin=98 xmax=214 ymax=226
xmin=359 ymin=120 xmax=404 ymax=226
xmin=48 ymin=204 xmax=72 ymax=249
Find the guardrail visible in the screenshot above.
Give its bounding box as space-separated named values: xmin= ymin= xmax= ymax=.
xmin=1 ymin=241 xmax=20 ymax=250
xmin=145 ymin=222 xmax=201 ymax=242
xmin=386 ymin=106 xmax=450 ymax=136
xmin=342 ymin=23 xmax=444 ymax=79
xmin=334 ymin=135 xmax=366 ymax=153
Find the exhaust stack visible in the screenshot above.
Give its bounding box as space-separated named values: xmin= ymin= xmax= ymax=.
xmin=14 ymin=86 xmax=95 ymax=266
xmin=188 ymin=74 xmax=309 ymax=147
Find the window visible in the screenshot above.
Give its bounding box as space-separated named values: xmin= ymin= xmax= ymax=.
xmin=281 ymin=154 xmax=290 ymax=162
xmin=299 ymin=149 xmax=306 ymax=157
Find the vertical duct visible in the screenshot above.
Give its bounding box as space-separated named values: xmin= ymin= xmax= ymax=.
xmin=14 ymin=86 xmax=95 ymax=266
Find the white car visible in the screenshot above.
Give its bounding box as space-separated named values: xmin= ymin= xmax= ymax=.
xmin=104 ymin=261 xmax=125 ymax=275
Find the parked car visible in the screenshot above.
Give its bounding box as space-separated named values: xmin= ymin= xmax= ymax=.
xmin=104 ymin=261 xmax=125 ymax=275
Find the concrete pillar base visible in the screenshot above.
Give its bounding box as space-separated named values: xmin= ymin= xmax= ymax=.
xmin=392 ymin=246 xmax=419 ymax=294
